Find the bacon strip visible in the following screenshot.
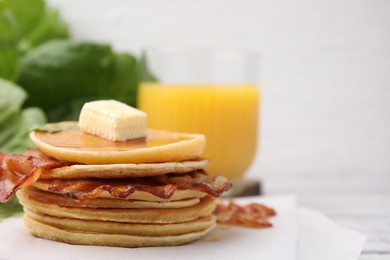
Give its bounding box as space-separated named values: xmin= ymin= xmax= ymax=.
xmin=214 ymin=200 xmax=276 ymax=228
xmin=1 ymin=149 xmax=232 ymax=203
xmin=0 ymin=149 xmax=70 ymax=203
xmin=40 ymin=170 xmax=232 ymax=200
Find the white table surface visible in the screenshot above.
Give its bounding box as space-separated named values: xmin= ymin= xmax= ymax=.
xmin=264 ymin=178 xmax=390 ymax=259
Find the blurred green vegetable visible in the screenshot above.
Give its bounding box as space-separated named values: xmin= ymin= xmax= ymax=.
xmin=0 ymin=78 xmax=46 ymax=153
xmin=0 ymin=0 xmax=68 ymax=80
xmin=0 ymin=0 xmax=139 ymax=219
xmin=18 ymin=40 xmax=139 ymax=122
xmin=0 ymin=78 xmax=47 ymax=219
xmin=0 ymin=196 xmax=23 ymax=220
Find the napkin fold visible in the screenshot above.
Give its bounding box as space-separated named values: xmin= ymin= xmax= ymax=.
xmin=297 ymin=207 xmax=366 ymax=260
xmin=0 ymin=195 xmax=366 ymax=260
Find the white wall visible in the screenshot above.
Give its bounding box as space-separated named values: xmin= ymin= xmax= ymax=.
xmin=48 ymin=0 xmax=390 ymax=181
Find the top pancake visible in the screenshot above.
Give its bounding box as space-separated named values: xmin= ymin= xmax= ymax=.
xmin=30 ymin=122 xmax=206 ymax=164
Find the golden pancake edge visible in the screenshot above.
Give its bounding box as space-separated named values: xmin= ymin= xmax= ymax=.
xmin=30 ymin=125 xmax=206 ymax=164
xmin=24 ymin=215 xmax=216 ymax=248
xmin=41 ymin=158 xmax=208 ymax=179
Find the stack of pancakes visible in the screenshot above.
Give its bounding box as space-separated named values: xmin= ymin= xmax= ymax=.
xmin=13 ymin=126 xmax=231 ymax=247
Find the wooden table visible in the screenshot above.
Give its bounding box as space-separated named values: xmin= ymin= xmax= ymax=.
xmin=237 ymin=178 xmax=390 ymax=259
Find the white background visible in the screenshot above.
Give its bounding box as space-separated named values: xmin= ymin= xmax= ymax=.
xmin=47 ymin=0 xmax=390 ymax=183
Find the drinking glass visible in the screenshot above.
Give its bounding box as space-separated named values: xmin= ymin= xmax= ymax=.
xmin=138 ymin=46 xmax=259 ymax=189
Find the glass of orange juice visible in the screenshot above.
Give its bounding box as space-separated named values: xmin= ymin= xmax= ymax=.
xmin=138 ymin=46 xmax=259 ymax=191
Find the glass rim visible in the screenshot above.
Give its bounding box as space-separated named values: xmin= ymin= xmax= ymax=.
xmin=142 ymin=45 xmax=260 ymax=59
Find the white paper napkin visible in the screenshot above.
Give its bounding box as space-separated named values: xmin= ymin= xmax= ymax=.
xmin=0 ymin=195 xmax=365 ymax=260
xmin=297 ymin=207 xmax=366 ymax=260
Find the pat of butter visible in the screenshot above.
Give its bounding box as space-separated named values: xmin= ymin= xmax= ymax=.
xmin=79 ymin=100 xmax=147 ymax=141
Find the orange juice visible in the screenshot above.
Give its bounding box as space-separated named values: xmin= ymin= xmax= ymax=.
xmin=138 ymin=83 xmax=259 ymax=180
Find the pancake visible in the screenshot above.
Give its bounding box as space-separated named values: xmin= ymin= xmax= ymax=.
xmin=33 ymin=181 xmax=208 ymax=202
xmin=17 ymin=190 xmax=216 ymax=224
xmin=39 ymin=158 xmax=208 ymax=179
xmin=25 ymin=209 xmax=216 ymax=236
xmin=30 ymin=125 xmax=206 ymax=164
xmin=24 ymin=215 xmax=215 ymax=248
xmin=22 ymin=186 xmax=201 ymax=209
xmin=0 ymin=106 xmax=232 ymax=248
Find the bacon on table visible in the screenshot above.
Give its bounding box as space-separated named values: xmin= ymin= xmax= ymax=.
xmin=214 ymin=200 xmax=276 ymax=228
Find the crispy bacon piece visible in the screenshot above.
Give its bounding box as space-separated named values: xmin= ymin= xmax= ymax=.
xmin=0 ymin=148 xmax=232 ymax=203
xmin=214 ymin=200 xmax=276 ymax=228
xmin=0 ymin=149 xmax=70 ymax=203
xmin=43 ymin=170 xmax=232 ymax=200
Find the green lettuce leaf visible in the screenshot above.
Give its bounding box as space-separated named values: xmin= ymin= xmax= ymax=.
xmin=18 ymin=9 xmax=69 ymax=53
xmin=0 ymin=78 xmax=47 ymax=153
xmin=18 ymin=40 xmax=139 ymax=122
xmin=0 ymin=77 xmax=26 ymax=124
xmin=0 ymin=0 xmax=69 ymax=80
xmin=109 ymin=53 xmax=139 ymax=107
xmin=0 ymin=78 xmax=47 ymax=219
xmin=2 ymin=107 xmax=46 ymax=153
xmin=0 ymin=48 xmax=19 ymax=81
xmin=0 ymin=196 xmax=23 ymax=220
